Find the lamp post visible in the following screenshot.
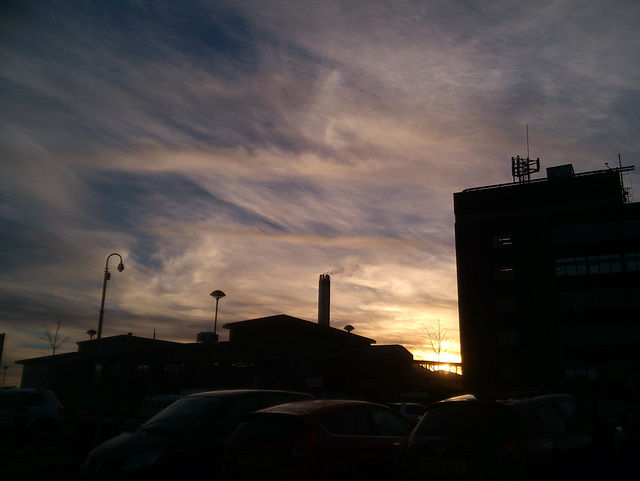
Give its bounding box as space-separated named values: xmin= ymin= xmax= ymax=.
xmin=97 ymin=253 xmax=124 ymax=340
xmin=210 ymin=290 xmax=226 ymax=337
xmin=2 ymin=366 xmax=7 ymax=388
xmin=344 ymin=325 xmax=354 ymax=395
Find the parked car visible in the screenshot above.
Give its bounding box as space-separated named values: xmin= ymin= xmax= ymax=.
xmin=80 ymin=389 xmax=312 ymax=479
xmin=396 ymin=393 xmax=622 ymax=480
xmin=137 ymin=394 xmax=181 ymax=423
xmin=387 ymin=402 xmax=428 ymax=423
xmin=0 ymin=388 xmax=64 ymax=441
xmin=222 ymin=399 xmax=415 ymax=480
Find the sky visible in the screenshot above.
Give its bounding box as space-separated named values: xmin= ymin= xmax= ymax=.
xmin=1 ymin=0 xmax=639 ymax=389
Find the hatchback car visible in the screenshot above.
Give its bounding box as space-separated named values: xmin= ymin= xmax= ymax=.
xmin=0 ymin=388 xmax=64 ymax=440
xmin=396 ymin=393 xmax=620 ymax=480
xmin=222 ymin=399 xmax=415 ymax=480
xmin=81 ymin=389 xmax=311 ymax=479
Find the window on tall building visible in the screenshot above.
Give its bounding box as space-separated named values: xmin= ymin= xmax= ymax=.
xmin=495 ymin=266 xmax=515 ymax=279
xmin=553 ymin=222 xmax=619 ymax=244
xmin=496 ymin=298 xmax=517 ymax=312
xmin=493 ymin=234 xmax=513 ymax=248
xmin=498 ymin=330 xmax=519 ymax=345
xmin=556 ymin=254 xmax=621 ymax=276
xmin=626 ymin=252 xmax=640 ymax=271
xmin=558 ymin=289 xmax=628 ymax=310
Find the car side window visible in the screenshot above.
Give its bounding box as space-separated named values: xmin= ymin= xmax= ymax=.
xmin=557 ymin=400 xmax=595 ymax=434
xmin=536 ymin=403 xmax=567 ymax=437
xmin=368 ymin=406 xmax=413 ymax=436
xmin=320 ymin=408 xmax=377 ymax=436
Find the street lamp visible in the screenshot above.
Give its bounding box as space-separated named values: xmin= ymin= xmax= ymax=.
xmin=344 ymin=325 xmax=355 ymax=394
xmin=97 ymin=253 xmax=124 ymax=340
xmin=86 ymin=329 xmax=97 ymax=340
xmin=210 ymin=290 xmax=226 ymax=336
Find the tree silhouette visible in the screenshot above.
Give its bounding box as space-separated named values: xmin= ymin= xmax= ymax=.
xmin=424 ymin=317 xmax=451 ymax=363
xmin=39 ymin=319 xmax=69 ymax=388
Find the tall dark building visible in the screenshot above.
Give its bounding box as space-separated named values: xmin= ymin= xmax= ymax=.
xmin=454 ymin=161 xmax=639 ymax=416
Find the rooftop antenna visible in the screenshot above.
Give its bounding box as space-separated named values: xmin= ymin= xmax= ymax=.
xmin=618 ymin=154 xmax=633 ymax=203
xmin=511 ymin=124 xmax=540 ymax=184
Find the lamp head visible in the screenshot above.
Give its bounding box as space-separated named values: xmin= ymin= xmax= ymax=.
xmin=210 ymin=290 xmax=226 ymax=300
xmin=344 ymin=325 xmax=355 ymax=333
xmin=117 ymin=262 xmax=124 ymax=272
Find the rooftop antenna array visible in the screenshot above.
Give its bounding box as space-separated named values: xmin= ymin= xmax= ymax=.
xmin=511 ymin=124 xmax=540 ymax=184
xmin=618 ymin=154 xmax=633 ymax=203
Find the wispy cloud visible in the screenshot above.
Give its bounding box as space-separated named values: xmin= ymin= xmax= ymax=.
xmin=0 ymin=0 xmax=638 ymax=387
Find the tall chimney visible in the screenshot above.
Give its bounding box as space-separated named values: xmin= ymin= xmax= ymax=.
xmin=318 ymin=274 xmax=330 ymax=327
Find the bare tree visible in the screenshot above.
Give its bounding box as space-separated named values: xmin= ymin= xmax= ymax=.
xmin=40 ymin=319 xmax=69 ymax=356
xmin=424 ymin=317 xmax=451 ymax=363
xmin=39 ymin=319 xmax=69 ymax=388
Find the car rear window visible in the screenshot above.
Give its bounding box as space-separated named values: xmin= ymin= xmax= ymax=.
xmin=228 ymin=414 xmax=308 ymax=445
xmin=414 ymin=404 xmax=523 ymax=440
xmin=320 ymin=407 xmax=377 ymax=436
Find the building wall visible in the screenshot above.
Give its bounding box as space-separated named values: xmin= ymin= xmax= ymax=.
xmin=17 ymin=319 xmax=422 ymax=416
xmin=454 ymin=167 xmax=640 ymax=416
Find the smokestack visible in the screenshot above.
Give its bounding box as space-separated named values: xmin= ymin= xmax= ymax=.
xmin=318 ymin=274 xmax=330 ymax=327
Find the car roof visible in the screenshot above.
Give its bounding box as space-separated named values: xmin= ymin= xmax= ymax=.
xmin=250 ymin=399 xmax=385 ymax=417
xmin=431 ymin=393 xmax=575 ymax=408
xmin=0 ymin=388 xmax=55 ymax=394
xmin=183 ymin=389 xmax=311 ymax=399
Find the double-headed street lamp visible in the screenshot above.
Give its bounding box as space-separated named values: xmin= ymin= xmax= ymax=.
xmin=97 ymin=253 xmax=124 ymax=340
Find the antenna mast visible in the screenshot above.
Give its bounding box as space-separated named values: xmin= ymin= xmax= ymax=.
xmin=511 ymin=124 xmax=540 ymax=184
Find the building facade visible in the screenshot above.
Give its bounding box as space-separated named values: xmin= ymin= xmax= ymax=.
xmin=454 ymin=162 xmax=640 ymax=416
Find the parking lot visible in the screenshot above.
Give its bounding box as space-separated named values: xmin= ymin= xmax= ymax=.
xmin=3 ymin=406 xmax=638 ymax=481
xmin=1 ymin=430 xmax=82 ymax=481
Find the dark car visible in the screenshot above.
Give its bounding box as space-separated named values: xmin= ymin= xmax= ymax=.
xmin=0 ymin=388 xmax=64 ymax=441
xmin=396 ymin=393 xmax=622 ymax=480
xmin=80 ymin=389 xmax=311 ymax=479
xmin=222 ymin=399 xmax=415 ymax=481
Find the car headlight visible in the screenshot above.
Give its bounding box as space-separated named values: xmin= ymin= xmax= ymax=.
xmin=122 ymin=449 xmax=162 ymax=471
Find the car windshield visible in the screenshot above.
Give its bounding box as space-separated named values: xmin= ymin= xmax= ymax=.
xmin=228 ymin=413 xmax=308 ymax=445
xmin=141 ymin=396 xmax=222 ymax=433
xmin=414 ymin=404 xmax=524 ymax=441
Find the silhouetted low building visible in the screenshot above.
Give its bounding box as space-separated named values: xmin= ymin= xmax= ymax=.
xmin=16 ymin=314 xmax=449 ymax=416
